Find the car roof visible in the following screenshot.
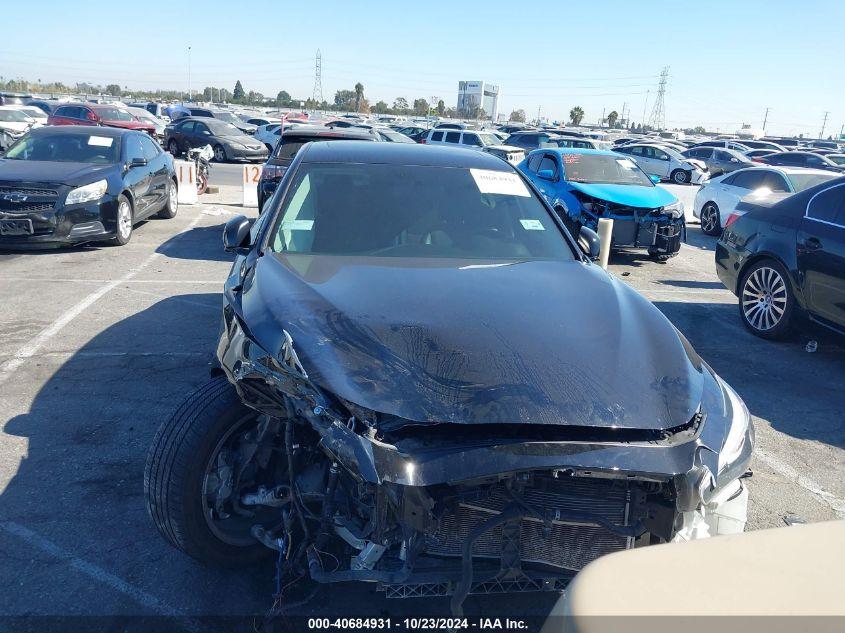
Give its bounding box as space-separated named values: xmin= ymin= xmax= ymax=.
xmin=528 ymin=147 xmax=619 ymax=158
xmin=302 ymin=140 xmax=512 ymax=170
xmin=281 ymin=127 xmax=374 ymax=139
xmin=27 ymin=125 xmax=135 ymax=137
xmin=719 ymin=165 xmax=835 ymax=178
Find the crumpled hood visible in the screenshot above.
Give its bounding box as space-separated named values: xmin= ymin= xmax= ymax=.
xmin=0 ymin=159 xmax=114 ymax=186
xmin=568 ymin=181 xmax=677 ymax=209
xmin=242 ymin=254 xmax=704 ymax=430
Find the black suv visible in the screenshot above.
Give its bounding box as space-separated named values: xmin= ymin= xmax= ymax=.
xmin=257 ymin=127 xmax=379 ymax=210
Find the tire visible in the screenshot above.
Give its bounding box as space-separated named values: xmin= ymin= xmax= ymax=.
xmin=157 ymin=179 xmax=178 ymax=219
xmin=197 ymin=169 xmax=209 ymax=196
xmin=738 ymin=259 xmax=794 ymax=339
xmin=144 ymin=377 xmax=270 ymax=567
xmin=648 ymin=247 xmax=678 ymax=262
xmin=670 ymin=169 xmax=690 ymax=184
xmin=699 ymin=202 xmax=721 ymax=236
xmin=110 ymin=194 xmax=133 ymax=246
xmin=213 ymin=144 xmax=227 ymax=163
xmin=167 ymin=139 xmax=180 ymax=157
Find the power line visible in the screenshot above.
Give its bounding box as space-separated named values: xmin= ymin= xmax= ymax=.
xmin=648 ymin=67 xmax=669 ymax=130
xmin=312 ymin=49 xmax=323 ymax=105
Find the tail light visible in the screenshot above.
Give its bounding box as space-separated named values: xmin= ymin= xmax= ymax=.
xmin=724 ymin=210 xmax=747 ymax=228
xmin=261 ymin=164 xmax=286 ymax=180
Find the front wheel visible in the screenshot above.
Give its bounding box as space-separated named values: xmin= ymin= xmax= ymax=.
xmin=167 ymin=139 xmax=180 ymax=157
xmin=670 ymin=169 xmax=690 ymax=184
xmin=213 ymin=144 xmax=227 ymax=163
xmin=738 ymin=259 xmax=794 ymax=339
xmin=110 ymin=194 xmax=134 ymax=246
xmin=144 ymin=377 xmax=276 ymax=567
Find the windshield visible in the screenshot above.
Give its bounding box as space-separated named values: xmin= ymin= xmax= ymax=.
xmin=95 ymin=107 xmax=136 ymax=122
xmin=215 ymin=112 xmax=243 ymax=126
xmin=4 ymin=132 xmax=120 ymax=163
xmin=562 ymin=153 xmax=654 ymax=186
xmin=20 ymin=107 xmax=47 ymax=119
xmin=788 ymin=172 xmax=839 ymax=191
xmin=0 ymin=110 xmax=30 ymax=122
xmin=827 ymin=155 xmax=845 ymax=165
xmin=269 ymin=163 xmax=574 ymax=260
xmin=478 ymin=133 xmax=502 ymax=146
xmin=206 ymin=120 xmax=242 ymax=136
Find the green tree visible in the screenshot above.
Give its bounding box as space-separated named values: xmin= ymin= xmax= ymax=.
xmin=334 ymin=89 xmax=356 ymax=111
xmin=373 ymin=100 xmax=389 ymax=114
xmin=232 ymin=80 xmax=245 ymax=102
xmin=437 ymin=100 xmax=445 ymax=116
xmin=219 ymin=88 xmax=231 ymax=103
xmin=393 ymin=97 xmax=409 ymax=113
xmin=569 ymin=106 xmax=585 ymax=125
xmin=607 ymin=110 xmax=619 ymax=128
xmin=412 ymin=98 xmax=429 ymax=116
xmin=276 ymin=90 xmax=292 ymax=106
xmin=105 ymin=84 xmax=122 ymax=97
xmin=509 ymin=109 xmax=526 ymax=123
xmin=692 ymin=126 xmax=706 ymax=134
xmin=354 ymin=82 xmax=364 ymax=112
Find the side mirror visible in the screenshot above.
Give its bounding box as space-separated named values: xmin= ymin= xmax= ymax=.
xmin=578 ymin=226 xmax=601 ymax=260
xmin=538 ymin=169 xmax=555 ymax=181
xmin=129 ymin=157 xmax=147 ymax=168
xmin=730 ymin=157 xmax=739 ymax=163
xmin=223 ymin=215 xmax=255 ymax=254
xmin=650 ymin=174 xmax=661 ymax=184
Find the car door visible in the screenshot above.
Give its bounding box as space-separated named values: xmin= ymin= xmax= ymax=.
xmin=716 ymin=170 xmax=767 ymax=214
xmin=715 ymin=150 xmax=743 ymax=174
xmin=650 ymin=147 xmax=672 ymax=177
xmin=797 ymin=183 xmax=845 ymax=328
xmin=123 ymin=134 xmax=154 ymax=216
xmin=533 ymin=153 xmax=562 ymax=203
xmin=189 ymin=121 xmax=216 ymax=149
xmin=140 ymin=134 xmax=168 ymax=206
xmin=444 ymin=131 xmax=461 ymax=146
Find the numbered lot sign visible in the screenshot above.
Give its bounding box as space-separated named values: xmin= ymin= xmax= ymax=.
xmin=174 ymin=159 xmax=198 ymax=205
xmin=242 ymin=164 xmax=260 ymax=208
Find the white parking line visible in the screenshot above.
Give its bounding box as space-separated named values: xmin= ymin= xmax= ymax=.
xmin=754 ymin=447 xmax=845 ymax=518
xmin=0 ymin=521 xmax=203 ymax=632
xmin=0 ymin=278 xmax=223 ymax=284
xmin=0 ymin=212 xmax=205 ymax=387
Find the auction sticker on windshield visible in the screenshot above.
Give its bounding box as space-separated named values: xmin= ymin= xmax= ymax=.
xmin=519 ymin=219 xmax=545 ymax=231
xmin=470 ymin=169 xmax=530 ymax=197
xmin=88 ymin=136 xmax=114 ymax=147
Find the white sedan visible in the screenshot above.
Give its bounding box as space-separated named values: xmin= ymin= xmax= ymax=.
xmin=693 ymin=166 xmax=839 ymax=235
xmin=613 ymin=143 xmax=708 ymax=184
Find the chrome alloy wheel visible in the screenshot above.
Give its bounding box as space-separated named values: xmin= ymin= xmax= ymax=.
xmin=701 ymin=204 xmax=718 ymax=234
xmin=117 ymin=199 xmax=132 ymax=240
xmin=168 ymin=180 xmax=178 ymax=211
xmin=742 ymin=266 xmax=787 ymax=331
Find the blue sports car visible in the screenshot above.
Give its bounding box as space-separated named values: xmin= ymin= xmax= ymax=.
xmin=518 ymin=148 xmax=685 ymax=260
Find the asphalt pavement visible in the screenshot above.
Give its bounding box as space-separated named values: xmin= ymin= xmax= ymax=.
xmin=0 ymin=183 xmax=842 ymax=627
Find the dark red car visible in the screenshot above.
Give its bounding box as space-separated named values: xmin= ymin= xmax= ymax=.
xmin=47 ymin=103 xmax=156 ymax=135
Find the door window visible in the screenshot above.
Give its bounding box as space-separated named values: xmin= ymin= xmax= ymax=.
xmin=124 ymin=135 xmax=145 ymax=162
xmin=195 ymin=122 xmax=212 ymax=136
xmin=715 ymin=150 xmax=734 ymax=162
xmin=445 ymin=131 xmax=461 ymax=143
xmin=140 ymin=135 xmax=161 ymax=161
xmin=526 ymin=153 xmax=543 ymax=172
xmin=806 ymin=184 xmax=845 ymax=225
xmin=430 ymin=131 xmax=444 ymax=142
xmin=731 ymin=171 xmax=766 ymax=190
xmin=760 ymin=171 xmax=790 ymax=192
xmin=178 ymin=121 xmax=195 ymax=133
xmin=461 ymin=133 xmax=481 ymax=146
xmin=538 ymin=155 xmax=558 ymax=177
xmin=653 ymin=148 xmax=670 ymax=161
xmin=630 ymin=146 xmax=645 ymax=156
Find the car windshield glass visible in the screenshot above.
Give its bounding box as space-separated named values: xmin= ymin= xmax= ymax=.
xmin=787 ymin=172 xmax=839 ymax=191
xmin=0 ymin=110 xmax=30 ymax=122
xmin=4 ymin=133 xmax=120 ymax=163
xmin=96 ymin=107 xmax=135 ymax=121
xmin=379 ymin=130 xmax=415 ymax=143
xmin=562 ymin=153 xmax=654 ymax=186
xmin=269 ymin=163 xmax=574 ymax=260
xmin=215 ymin=112 xmax=242 ymax=126
xmin=827 ymin=155 xmax=845 ymax=165
xmin=206 ymin=120 xmax=242 ymax=136
xmin=478 ymin=133 xmax=501 ymax=146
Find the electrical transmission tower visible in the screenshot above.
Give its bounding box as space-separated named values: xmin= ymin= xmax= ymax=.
xmin=648 ymin=67 xmax=669 ymax=130
xmin=312 ymin=49 xmax=323 ymax=105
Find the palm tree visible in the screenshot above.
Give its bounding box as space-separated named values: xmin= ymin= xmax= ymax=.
xmin=354 ymin=83 xmax=364 ymax=112
xmin=607 ymin=110 xmax=619 ymax=128
xmin=569 ymin=106 xmax=585 ymax=125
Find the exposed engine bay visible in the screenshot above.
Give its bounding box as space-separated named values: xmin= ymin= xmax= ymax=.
xmin=194 ymin=314 xmax=751 ymax=613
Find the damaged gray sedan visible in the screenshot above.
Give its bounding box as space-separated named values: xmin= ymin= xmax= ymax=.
xmin=144 ymin=142 xmax=752 ymax=611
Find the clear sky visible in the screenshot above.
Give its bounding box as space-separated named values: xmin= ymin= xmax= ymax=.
xmin=1 ymin=0 xmax=842 ymax=137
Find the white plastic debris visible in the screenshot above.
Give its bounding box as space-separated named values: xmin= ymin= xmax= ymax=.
xmin=202 ymin=206 xmax=232 ymax=217
xmin=805 ymin=340 xmax=818 ymax=353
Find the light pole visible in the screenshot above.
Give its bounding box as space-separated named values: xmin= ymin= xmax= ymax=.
xmin=187 ymin=45 xmax=192 ymax=102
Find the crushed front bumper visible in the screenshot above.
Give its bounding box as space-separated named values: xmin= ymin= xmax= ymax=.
xmin=609 ymin=216 xmax=684 ymax=254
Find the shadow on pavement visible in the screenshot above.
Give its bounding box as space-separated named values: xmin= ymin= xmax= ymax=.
xmin=156 ymin=222 xmax=235 ymax=262
xmin=654 ymin=300 xmax=845 ymax=450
